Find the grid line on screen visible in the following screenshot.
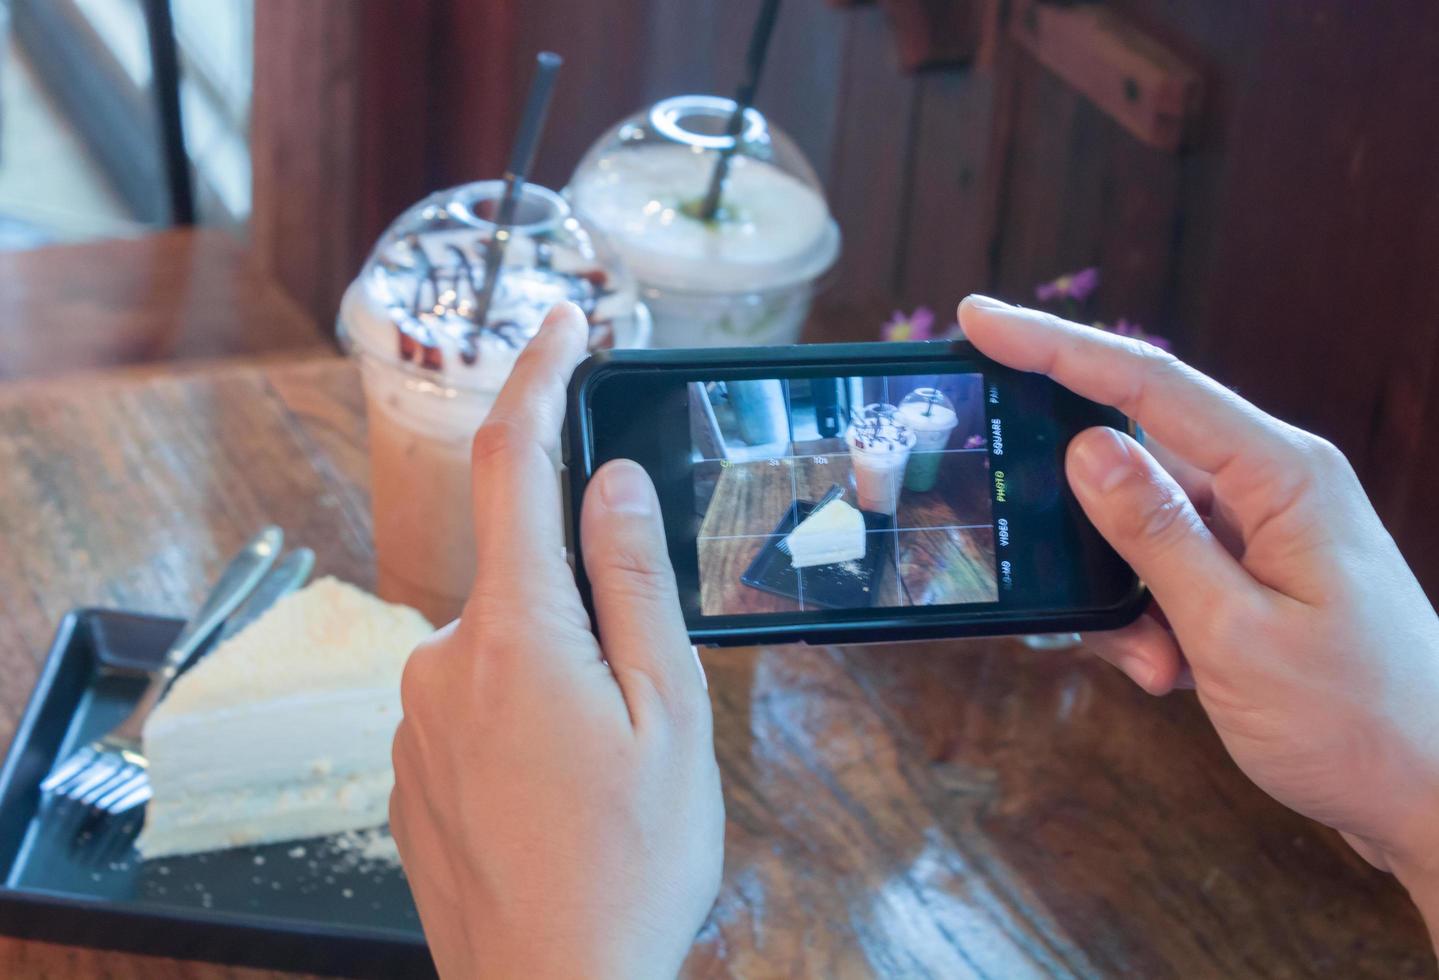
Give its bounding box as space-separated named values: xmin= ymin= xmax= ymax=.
xmin=695 ymin=523 xmax=993 ymax=542
xmin=694 ymin=447 xmax=987 ymax=465
xmin=881 ymin=376 xmax=904 ymax=607
xmin=782 ymin=379 xmax=803 ymax=611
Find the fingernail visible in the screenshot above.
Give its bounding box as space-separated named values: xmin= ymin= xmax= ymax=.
xmin=544 ymin=301 xmax=586 ymax=332
xmin=965 ymin=294 xmax=1012 ymax=311
xmin=599 ymin=460 xmax=654 ymax=515
xmin=690 ymin=645 xmax=709 ymax=691
xmin=1069 ymin=427 xmax=1132 ymax=495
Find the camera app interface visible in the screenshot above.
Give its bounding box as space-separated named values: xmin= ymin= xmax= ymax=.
xmin=689 ymin=374 xmax=997 ymax=615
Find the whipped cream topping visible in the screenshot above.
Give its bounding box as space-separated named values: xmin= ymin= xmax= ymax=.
xmin=340 ymin=185 xmax=649 ymax=390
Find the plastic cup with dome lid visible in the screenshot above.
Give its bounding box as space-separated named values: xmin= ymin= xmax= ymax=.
xmin=566 ymin=94 xmax=840 ymax=348
xmin=336 ymin=54 xmax=651 ymax=624
xmin=896 ymin=388 xmax=960 ymax=493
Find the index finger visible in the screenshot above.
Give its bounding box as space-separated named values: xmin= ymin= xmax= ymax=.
xmin=958 ymin=296 xmax=1295 ymax=474
xmin=469 ymin=302 xmax=589 ymax=601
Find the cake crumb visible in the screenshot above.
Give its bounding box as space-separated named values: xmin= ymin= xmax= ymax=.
xmin=329 ymin=827 xmax=402 ymax=869
xmin=252 ymin=855 xmax=266 ymax=866
xmin=288 ymin=845 xmax=307 ymax=859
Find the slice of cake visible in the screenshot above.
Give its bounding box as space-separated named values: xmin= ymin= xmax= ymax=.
xmin=784 ymin=498 xmax=867 ymax=568
xmin=136 ymin=577 xmax=433 ymax=860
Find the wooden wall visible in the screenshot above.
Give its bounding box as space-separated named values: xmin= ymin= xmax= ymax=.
xmin=252 ymin=0 xmax=1439 ymax=593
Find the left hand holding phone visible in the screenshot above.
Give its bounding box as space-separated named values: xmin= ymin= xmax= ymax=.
xmin=388 ymin=302 xmax=724 ymax=979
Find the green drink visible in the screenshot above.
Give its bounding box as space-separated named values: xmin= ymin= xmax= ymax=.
xmin=897 ymin=388 xmax=959 ymax=493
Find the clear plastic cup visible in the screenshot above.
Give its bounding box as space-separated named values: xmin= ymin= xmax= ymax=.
xmin=897 ymin=388 xmax=960 ymax=493
xmin=339 ymin=181 xmax=650 ymax=624
xmin=845 ymin=410 xmax=916 ymax=515
xmin=566 ymin=95 xmax=840 ymax=348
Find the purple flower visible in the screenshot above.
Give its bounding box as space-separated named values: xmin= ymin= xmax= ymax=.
xmin=881 ymin=306 xmax=936 ymax=342
xmin=1108 ymin=318 xmax=1172 ymax=351
xmin=963 ymin=434 xmax=985 ymax=449
xmin=1035 ymin=267 xmax=1099 ymax=304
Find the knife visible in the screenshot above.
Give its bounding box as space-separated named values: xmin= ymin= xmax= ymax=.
xmin=216 ymin=547 xmax=316 ymax=643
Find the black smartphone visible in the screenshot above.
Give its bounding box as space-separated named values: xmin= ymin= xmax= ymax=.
xmin=563 ymin=341 xmax=1145 ymax=647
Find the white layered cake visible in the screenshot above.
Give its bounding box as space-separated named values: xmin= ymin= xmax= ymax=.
xmin=784 ymin=498 xmax=867 ymax=569
xmin=136 ymin=577 xmax=433 ymax=860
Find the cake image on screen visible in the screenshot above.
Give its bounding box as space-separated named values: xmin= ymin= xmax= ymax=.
xmin=136 ymin=577 xmax=433 ymax=860
xmin=690 ymin=374 xmax=1000 ymax=616
xmin=783 ymin=497 xmax=866 ymax=568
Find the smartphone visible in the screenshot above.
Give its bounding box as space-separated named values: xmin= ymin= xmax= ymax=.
xmin=563 ymin=341 xmax=1146 ymax=647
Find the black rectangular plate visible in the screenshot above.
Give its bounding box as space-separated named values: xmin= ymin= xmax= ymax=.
xmin=0 ymin=609 xmax=434 ymax=977
xmin=740 ymin=500 xmax=894 ymax=609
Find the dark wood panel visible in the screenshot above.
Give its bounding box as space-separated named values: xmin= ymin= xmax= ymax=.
xmin=510 ymin=0 xmax=651 ymax=190
xmin=251 ymin=1 xmax=435 ymax=328
xmin=1009 ymin=0 xmax=1201 ymax=153
xmin=426 ymin=0 xmax=520 ymax=187
xmin=1106 ymin=0 xmax=1439 ymax=593
xmin=897 ymin=68 xmax=995 ymax=313
xmin=987 ymin=50 xmax=1179 ymax=329
xmin=431 ymin=0 xmax=652 ymax=191
xmin=643 ymin=0 xmax=849 ymax=189
xmin=823 ymin=5 xmax=920 ymax=310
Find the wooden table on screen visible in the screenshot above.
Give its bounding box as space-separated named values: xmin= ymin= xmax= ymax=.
xmin=0 ymin=358 xmax=1432 ymax=978
xmin=696 ymin=438 xmax=997 ymax=615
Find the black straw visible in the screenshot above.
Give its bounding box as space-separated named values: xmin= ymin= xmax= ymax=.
xmin=473 ymin=52 xmax=564 ymax=327
xmin=697 ymin=0 xmax=782 ymax=221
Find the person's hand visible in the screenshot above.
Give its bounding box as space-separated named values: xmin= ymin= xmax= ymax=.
xmin=959 ymin=295 xmax=1439 ymax=940
xmin=389 ymin=302 xmax=724 ymax=978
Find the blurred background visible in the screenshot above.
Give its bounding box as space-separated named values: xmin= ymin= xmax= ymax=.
xmin=2 ymin=0 xmax=1437 ymax=591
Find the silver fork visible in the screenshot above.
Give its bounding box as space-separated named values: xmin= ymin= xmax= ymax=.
xmin=777 ymin=483 xmax=846 ymax=556
xmin=40 ymin=527 xmax=284 ymax=815
xmin=89 ymin=546 xmax=314 ymax=818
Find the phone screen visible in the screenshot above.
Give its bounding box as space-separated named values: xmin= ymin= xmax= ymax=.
xmin=689 ymin=372 xmax=997 ymax=614
xmin=569 ymin=345 xmax=1144 ymax=645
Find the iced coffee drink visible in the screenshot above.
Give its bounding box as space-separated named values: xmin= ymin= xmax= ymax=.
xmin=897 ymin=388 xmax=959 ymax=493
xmin=340 ymin=181 xmax=649 ymax=624
xmin=845 ymin=411 xmax=916 ymax=516
xmin=567 ymin=95 xmax=839 ymax=347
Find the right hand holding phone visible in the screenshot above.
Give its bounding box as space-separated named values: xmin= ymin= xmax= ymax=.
xmin=959 ymin=296 xmax=1439 ymax=934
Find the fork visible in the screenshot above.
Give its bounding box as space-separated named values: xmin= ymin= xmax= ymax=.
xmin=40 ymin=526 xmax=284 ymax=815
xmin=777 ymin=483 xmax=846 ymax=556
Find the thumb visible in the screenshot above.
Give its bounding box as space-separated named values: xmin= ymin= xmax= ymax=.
xmin=1066 ymin=426 xmax=1253 ymax=637
xmin=580 ymin=460 xmax=708 ymax=733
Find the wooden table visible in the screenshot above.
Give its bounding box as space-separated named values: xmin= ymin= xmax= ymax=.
xmin=0 ymin=358 xmax=1433 ymax=978
xmin=0 ymin=230 xmax=330 ymax=383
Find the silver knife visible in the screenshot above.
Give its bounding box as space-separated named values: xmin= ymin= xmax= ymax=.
xmin=216 ymin=547 xmax=316 ymax=642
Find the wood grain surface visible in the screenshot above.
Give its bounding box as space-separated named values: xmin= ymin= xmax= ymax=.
xmin=0 ymin=358 xmax=1433 ymax=978
xmin=0 ymin=231 xmax=329 ymax=384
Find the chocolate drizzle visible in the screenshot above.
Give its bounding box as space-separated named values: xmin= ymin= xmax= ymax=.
xmin=848 ymin=405 xmax=915 ymax=452
xmin=384 ymin=230 xmax=621 ymax=372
